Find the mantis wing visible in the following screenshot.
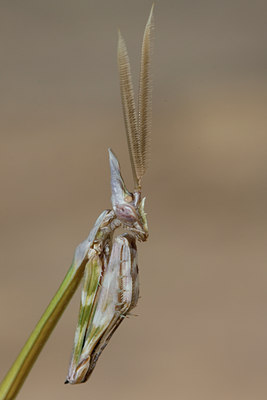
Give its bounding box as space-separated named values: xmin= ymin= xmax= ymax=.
xmin=66 ymin=234 xmax=139 ymax=384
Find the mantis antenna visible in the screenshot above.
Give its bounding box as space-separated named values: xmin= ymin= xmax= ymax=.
xmin=118 ymin=5 xmax=154 ymax=190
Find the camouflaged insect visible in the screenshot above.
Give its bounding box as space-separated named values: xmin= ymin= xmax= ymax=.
xmin=65 ymin=6 xmax=153 ymax=384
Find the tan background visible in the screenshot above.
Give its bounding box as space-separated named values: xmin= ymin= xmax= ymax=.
xmin=1 ymin=1 xmax=267 ymax=399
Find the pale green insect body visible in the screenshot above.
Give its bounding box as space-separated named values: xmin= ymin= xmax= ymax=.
xmin=65 ymin=152 xmax=145 ymax=385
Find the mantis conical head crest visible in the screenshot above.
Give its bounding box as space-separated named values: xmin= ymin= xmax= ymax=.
xmin=108 ymin=149 xmax=148 ymax=241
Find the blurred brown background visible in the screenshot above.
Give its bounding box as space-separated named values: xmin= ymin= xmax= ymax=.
xmin=1 ymin=1 xmax=267 ymax=399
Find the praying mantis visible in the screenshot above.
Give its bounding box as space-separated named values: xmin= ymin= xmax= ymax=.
xmin=0 ymin=5 xmax=153 ymax=399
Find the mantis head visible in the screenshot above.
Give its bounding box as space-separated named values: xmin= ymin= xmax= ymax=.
xmin=109 ymin=149 xmax=148 ymax=242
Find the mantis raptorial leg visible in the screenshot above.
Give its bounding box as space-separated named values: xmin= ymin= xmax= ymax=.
xmin=0 ymin=5 xmax=153 ymax=399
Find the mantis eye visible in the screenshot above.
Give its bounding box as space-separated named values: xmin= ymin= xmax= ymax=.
xmin=125 ymin=194 xmax=133 ymax=203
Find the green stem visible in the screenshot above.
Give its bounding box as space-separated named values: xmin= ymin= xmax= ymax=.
xmin=0 ymin=260 xmax=86 ymax=400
